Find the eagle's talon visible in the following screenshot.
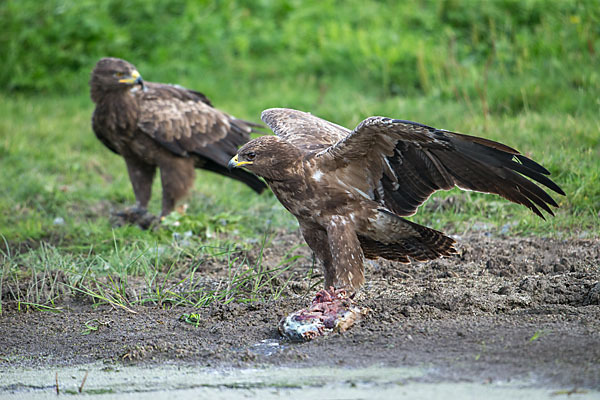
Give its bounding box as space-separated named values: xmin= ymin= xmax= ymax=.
xmin=111 ymin=206 xmax=158 ymax=229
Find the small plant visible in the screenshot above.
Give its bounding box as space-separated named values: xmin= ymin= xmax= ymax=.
xmin=179 ymin=313 xmax=202 ymax=327
xmin=81 ymin=319 xmax=106 ymax=335
xmin=529 ymin=329 xmax=550 ymax=342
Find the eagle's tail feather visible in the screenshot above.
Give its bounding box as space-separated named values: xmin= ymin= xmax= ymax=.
xmin=359 ymin=210 xmax=456 ymax=263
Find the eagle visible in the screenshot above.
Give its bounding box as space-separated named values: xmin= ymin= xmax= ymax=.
xmin=90 ymin=57 xmax=266 ymax=225
xmin=229 ymin=108 xmax=565 ymax=290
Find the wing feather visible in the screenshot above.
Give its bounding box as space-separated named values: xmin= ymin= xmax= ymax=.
xmin=316 ymin=116 xmax=564 ymax=217
xmin=261 ymin=108 xmax=350 ymax=152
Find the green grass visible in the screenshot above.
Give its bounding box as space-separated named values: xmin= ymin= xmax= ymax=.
xmin=1 ymin=0 xmax=599 ymax=313
xmin=1 ymin=91 xmax=596 ymax=246
xmin=0 ymin=229 xmax=307 ymax=314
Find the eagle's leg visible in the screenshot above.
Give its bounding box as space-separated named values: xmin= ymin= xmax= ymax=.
xmin=279 ymin=219 xmax=368 ymax=341
xmin=299 ymin=223 xmax=336 ymax=288
xmin=325 ymin=216 xmax=365 ymax=289
xmin=113 ymin=157 xmax=157 ymax=228
xmin=124 ymin=156 xmax=156 ymax=211
xmin=159 ymin=157 xmax=195 ymax=217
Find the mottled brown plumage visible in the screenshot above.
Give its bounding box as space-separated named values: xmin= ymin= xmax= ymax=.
xmin=230 ymin=108 xmax=564 ymax=290
xmin=90 ymin=57 xmax=266 ymax=223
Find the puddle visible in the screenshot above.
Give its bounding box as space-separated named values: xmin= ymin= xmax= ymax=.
xmin=249 ymin=339 xmax=283 ymax=356
xmin=0 ymin=364 xmax=596 ymax=399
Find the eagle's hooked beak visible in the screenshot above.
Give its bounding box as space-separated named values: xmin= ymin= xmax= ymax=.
xmin=228 ymin=154 xmax=253 ymax=170
xmin=120 ymin=70 xmax=146 ymax=91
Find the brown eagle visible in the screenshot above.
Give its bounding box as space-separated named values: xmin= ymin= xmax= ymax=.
xmin=90 ymin=57 xmax=266 ymax=225
xmin=229 ymin=108 xmax=565 ymax=290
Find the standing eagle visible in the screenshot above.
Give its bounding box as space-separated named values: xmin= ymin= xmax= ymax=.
xmin=230 ymin=108 xmax=565 ymax=291
xmin=90 ymin=57 xmax=266 ymax=225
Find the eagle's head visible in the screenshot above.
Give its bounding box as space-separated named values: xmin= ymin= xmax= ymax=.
xmin=229 ymin=135 xmax=302 ymax=181
xmin=90 ymin=57 xmax=145 ymax=102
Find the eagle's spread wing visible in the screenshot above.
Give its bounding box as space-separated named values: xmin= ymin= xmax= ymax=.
xmin=261 ymin=108 xmax=350 ymax=152
xmin=317 ymin=117 xmax=565 ymax=218
xmin=137 ymin=83 xmax=258 ymax=165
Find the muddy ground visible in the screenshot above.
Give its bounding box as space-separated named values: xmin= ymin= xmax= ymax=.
xmin=1 ymin=232 xmax=599 ymax=389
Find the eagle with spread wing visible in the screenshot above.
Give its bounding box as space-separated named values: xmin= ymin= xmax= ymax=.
xmin=90 ymin=57 xmax=266 ymax=225
xmin=230 ymin=108 xmax=564 ymax=290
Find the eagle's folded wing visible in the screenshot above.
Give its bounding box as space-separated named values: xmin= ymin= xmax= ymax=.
xmin=137 ymin=84 xmax=258 ymax=165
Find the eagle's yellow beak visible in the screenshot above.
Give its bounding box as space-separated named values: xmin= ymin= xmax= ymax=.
xmin=228 ymin=154 xmax=253 ymax=170
xmin=119 ymin=70 xmax=143 ymax=85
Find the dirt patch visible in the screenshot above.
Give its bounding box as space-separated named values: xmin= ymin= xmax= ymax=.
xmin=1 ymin=233 xmax=599 ymax=388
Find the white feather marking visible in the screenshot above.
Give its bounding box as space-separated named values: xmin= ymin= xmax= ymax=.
xmin=354 ymin=187 xmax=371 ymax=200
xmin=312 ymin=169 xmax=324 ymax=182
xmin=376 ymin=182 xmax=385 ymax=199
xmin=383 ymin=157 xmax=398 ymax=183
xmin=333 ymin=177 xmax=372 ymax=200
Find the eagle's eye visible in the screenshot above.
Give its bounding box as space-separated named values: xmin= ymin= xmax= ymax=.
xmin=246 ymin=151 xmax=256 ymax=161
xmin=115 ymin=72 xmax=125 ymax=78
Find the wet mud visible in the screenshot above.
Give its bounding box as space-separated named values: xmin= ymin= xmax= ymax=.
xmin=1 ymin=233 xmax=599 ymax=389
